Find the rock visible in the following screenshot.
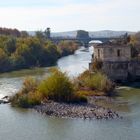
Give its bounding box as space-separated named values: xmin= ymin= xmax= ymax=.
xmin=0 ymin=98 xmax=10 ymax=104
xmin=34 ymin=101 xmax=122 ymax=120
xmin=2 ymin=96 xmax=9 ymax=99
xmin=0 ymin=100 xmax=3 ymax=104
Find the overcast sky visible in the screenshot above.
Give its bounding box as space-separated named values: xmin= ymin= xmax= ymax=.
xmin=0 ymin=0 xmax=140 ymax=32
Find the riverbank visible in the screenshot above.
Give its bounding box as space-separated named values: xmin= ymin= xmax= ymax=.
xmin=34 ymin=96 xmax=121 ymax=120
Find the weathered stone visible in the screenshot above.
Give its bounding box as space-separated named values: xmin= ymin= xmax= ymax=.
xmin=90 ymin=40 xmax=140 ymax=82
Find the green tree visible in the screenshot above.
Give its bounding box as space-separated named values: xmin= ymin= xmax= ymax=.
xmin=4 ymin=38 xmax=16 ymax=55
xmin=58 ymin=40 xmax=78 ymax=56
xmin=0 ymin=48 xmax=11 ymax=72
xmin=35 ymin=31 xmax=45 ymax=42
xmin=21 ymin=31 xmax=29 ymax=38
xmin=44 ymin=41 xmax=59 ymax=65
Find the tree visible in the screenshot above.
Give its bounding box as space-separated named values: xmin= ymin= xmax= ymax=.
xmin=35 ymin=31 xmax=45 ymax=42
xmin=0 ymin=48 xmax=11 ymax=72
xmin=4 ymin=38 xmax=16 ymax=55
xmin=43 ymin=41 xmax=59 ymax=65
xmin=44 ymin=28 xmax=51 ymax=39
xmin=21 ymin=31 xmax=29 ymax=38
xmin=10 ymin=54 xmax=26 ymax=69
xmin=58 ymin=40 xmax=78 ymax=56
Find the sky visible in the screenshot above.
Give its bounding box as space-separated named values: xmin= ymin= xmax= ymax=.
xmin=0 ymin=0 xmax=140 ymax=32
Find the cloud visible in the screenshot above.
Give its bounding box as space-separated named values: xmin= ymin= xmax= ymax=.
xmin=0 ymin=0 xmax=139 ymax=31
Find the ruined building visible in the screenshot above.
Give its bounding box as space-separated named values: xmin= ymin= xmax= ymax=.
xmin=89 ymin=38 xmax=140 ymax=82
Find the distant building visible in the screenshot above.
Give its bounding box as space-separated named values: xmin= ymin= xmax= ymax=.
xmin=89 ymin=39 xmax=140 ymax=82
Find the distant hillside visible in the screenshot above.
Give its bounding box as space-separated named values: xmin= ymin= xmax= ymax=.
xmin=89 ymin=30 xmax=135 ymax=38
xmin=28 ymin=30 xmax=135 ymax=38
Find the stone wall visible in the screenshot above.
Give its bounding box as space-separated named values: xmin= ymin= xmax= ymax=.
xmin=94 ymin=45 xmax=131 ymax=62
xmin=101 ymin=60 xmax=140 ymax=81
xmin=90 ymin=43 xmax=140 ymax=82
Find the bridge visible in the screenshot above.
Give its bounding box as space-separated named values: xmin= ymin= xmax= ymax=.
xmin=51 ymin=36 xmax=118 ymax=47
xmin=44 ymin=29 xmax=120 ymax=47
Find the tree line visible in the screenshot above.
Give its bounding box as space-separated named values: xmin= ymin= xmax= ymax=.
xmin=0 ymin=29 xmax=79 ymax=72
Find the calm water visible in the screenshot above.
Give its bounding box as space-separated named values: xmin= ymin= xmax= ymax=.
xmin=0 ymin=46 xmax=140 ymax=140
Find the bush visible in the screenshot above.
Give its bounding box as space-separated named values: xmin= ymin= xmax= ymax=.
xmin=38 ymin=68 xmax=74 ymax=102
xmin=11 ymin=69 xmax=115 ymax=108
xmin=11 ymin=68 xmax=88 ymax=108
xmin=77 ymin=70 xmax=114 ymax=93
xmin=21 ymin=77 xmax=38 ymax=93
xmin=10 ymin=91 xmax=42 ymax=108
xmin=10 ymin=77 xmax=42 ymax=107
xmin=27 ymin=91 xmax=42 ymax=106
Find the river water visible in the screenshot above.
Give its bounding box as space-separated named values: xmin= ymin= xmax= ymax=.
xmin=0 ymin=47 xmax=140 ymax=140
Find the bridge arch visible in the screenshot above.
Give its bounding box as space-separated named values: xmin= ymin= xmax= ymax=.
xmin=89 ymin=40 xmax=102 ymax=47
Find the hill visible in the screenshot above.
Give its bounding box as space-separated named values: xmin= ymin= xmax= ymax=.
xmin=28 ymin=30 xmax=135 ymax=38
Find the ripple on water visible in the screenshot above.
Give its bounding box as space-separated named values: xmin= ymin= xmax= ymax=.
xmin=0 ymin=78 xmax=23 ymax=99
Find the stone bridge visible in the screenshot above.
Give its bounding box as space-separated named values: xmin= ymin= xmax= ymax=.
xmin=51 ymin=36 xmax=117 ymax=47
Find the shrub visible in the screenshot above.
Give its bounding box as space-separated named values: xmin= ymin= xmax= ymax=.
xmin=10 ymin=77 xmax=42 ymax=107
xmin=27 ymin=91 xmax=42 ymax=106
xmin=77 ymin=70 xmax=114 ymax=93
xmin=38 ymin=68 xmax=74 ymax=102
xmin=11 ymin=69 xmax=115 ymax=108
xmin=10 ymin=68 xmax=89 ymax=108
xmin=10 ymin=91 xmax=42 ymax=108
xmin=21 ymin=77 xmax=38 ymax=94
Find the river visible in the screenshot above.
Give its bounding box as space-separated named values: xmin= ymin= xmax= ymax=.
xmin=0 ymin=46 xmax=140 ymax=140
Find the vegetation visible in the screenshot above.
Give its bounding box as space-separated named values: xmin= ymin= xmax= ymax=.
xmin=75 ymin=70 xmax=115 ymax=95
xmin=129 ymin=32 xmax=140 ymax=58
xmin=0 ymin=28 xmax=78 ymax=73
xmin=10 ymin=77 xmax=42 ymax=108
xmin=38 ymin=68 xmax=74 ymax=102
xmin=92 ymin=58 xmax=103 ymax=72
xmin=10 ymin=68 xmax=115 ymax=108
xmin=58 ymin=40 xmax=79 ymax=56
